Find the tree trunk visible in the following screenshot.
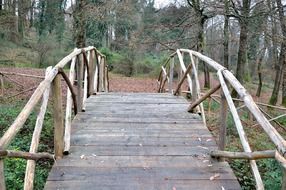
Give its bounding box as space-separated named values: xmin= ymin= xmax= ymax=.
xmin=256 ymin=48 xmax=266 ymax=97
xmin=269 ymin=43 xmax=284 ymax=105
xmin=0 ymin=0 xmax=3 ymax=11
xmin=18 ymin=0 xmax=25 ymax=41
xmin=236 ymin=20 xmax=248 ymax=84
xmin=276 ymin=0 xmax=286 ymax=106
xmin=268 ymin=0 xmax=280 ymax=105
xmin=74 ymin=0 xmax=86 ymax=48
xmin=29 ymin=0 xmax=35 ymax=28
xmin=235 ymin=0 xmax=250 ymax=86
xmin=198 ymin=19 xmax=210 ymax=89
xmin=223 ymin=0 xmax=229 ymax=69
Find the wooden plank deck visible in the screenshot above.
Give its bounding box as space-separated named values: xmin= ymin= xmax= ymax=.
xmin=45 ymin=93 xmax=240 ymax=190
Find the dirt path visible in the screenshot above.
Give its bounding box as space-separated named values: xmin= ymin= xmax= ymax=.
xmin=0 ymin=67 xmax=158 ymax=101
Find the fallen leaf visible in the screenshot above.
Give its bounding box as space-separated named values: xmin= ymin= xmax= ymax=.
xmin=210 ymin=173 xmax=220 ymax=181
xmin=80 ymin=155 xmax=85 ymax=159
xmin=173 ymin=187 xmax=176 ymax=190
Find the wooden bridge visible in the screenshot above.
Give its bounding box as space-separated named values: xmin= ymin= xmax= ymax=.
xmin=1 ymin=47 xmax=286 ymax=190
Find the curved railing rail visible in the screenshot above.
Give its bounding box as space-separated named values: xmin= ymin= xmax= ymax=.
xmin=0 ymin=46 xmax=109 ymax=190
xmin=157 ymin=49 xmax=286 ymax=190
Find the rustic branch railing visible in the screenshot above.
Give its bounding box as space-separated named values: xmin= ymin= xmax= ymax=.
xmin=0 ymin=46 xmax=109 ymax=190
xmin=157 ymin=49 xmax=286 ymax=190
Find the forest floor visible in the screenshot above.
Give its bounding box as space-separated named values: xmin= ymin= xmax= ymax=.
xmin=0 ymin=67 xmax=158 ymax=101
xmin=1 ymin=67 xmax=286 ymax=189
xmin=0 ymin=67 xmax=278 ymax=104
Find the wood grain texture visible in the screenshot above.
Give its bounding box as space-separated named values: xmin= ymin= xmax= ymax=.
xmin=45 ymin=93 xmax=240 ymax=190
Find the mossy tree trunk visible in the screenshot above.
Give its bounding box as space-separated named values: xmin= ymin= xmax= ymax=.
xmin=74 ymin=0 xmax=87 ymax=48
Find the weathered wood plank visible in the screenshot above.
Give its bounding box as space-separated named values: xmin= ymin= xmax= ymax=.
xmin=64 ymin=146 xmax=215 ymax=157
xmin=45 ymin=93 xmax=240 ymax=189
xmin=45 ymin=179 xmax=240 ymax=190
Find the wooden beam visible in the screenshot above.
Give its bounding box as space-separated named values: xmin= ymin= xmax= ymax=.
xmin=58 ymin=68 xmax=78 ymax=115
xmin=251 ymin=114 xmax=286 ymax=128
xmin=52 ymin=74 xmax=64 ymax=159
xmin=188 ymin=84 xmax=221 ymax=112
xmin=169 ymin=57 xmax=174 ymax=94
xmin=217 ymin=70 xmax=264 ymax=189
xmin=104 ymin=58 xmax=109 ymax=92
xmin=0 ymin=150 xmax=54 ymax=160
xmin=64 ymin=57 xmax=76 ymax=154
xmin=89 ymin=50 xmax=95 ymax=95
xmin=76 ymin=54 xmax=83 ymax=112
xmin=0 ymin=71 xmax=44 ymax=79
xmin=174 ymin=63 xmax=192 ymax=95
xmin=24 ymin=67 xmax=52 ymax=190
xmin=0 ymin=160 xmax=5 ymax=190
xmin=219 ymin=90 xmax=227 ymax=161
xmin=82 ymin=50 xmax=90 ymax=97
xmin=0 ymin=75 xmax=4 ymax=96
xmin=211 ymin=150 xmax=276 ymax=160
xmin=176 ymin=50 xmax=192 ymax=90
xmin=6 ymin=86 xmax=37 ymax=99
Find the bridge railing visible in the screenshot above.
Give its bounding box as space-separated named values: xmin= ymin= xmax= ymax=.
xmin=0 ymin=46 xmax=109 ymax=190
xmin=158 ymin=49 xmax=286 ymax=190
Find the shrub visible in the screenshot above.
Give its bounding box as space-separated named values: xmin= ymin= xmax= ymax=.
xmin=0 ymin=102 xmax=53 ymax=190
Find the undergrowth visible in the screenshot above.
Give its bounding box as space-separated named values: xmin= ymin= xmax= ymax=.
xmin=0 ymin=102 xmax=54 ymax=190
xmin=204 ymin=100 xmax=284 ymax=189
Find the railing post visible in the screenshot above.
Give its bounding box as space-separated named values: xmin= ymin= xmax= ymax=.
xmin=52 ymin=73 xmax=64 ymax=159
xmin=89 ymin=50 xmax=95 ymax=95
xmin=104 ymin=57 xmax=109 ymax=92
xmin=0 ymin=74 xmax=4 ymax=96
xmin=219 ymin=90 xmax=227 ymax=161
xmin=169 ymin=57 xmax=174 ymax=94
xmin=98 ymin=55 xmax=104 ymax=92
xmin=282 ymin=168 xmax=286 ymax=190
xmin=76 ymin=54 xmax=83 ymax=111
xmin=177 ymin=60 xmax=182 ymax=95
xmin=191 ymin=70 xmax=197 ymax=103
xmin=0 ymin=160 xmax=6 ymax=190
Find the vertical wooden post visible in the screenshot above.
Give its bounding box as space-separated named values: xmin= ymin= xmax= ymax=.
xmin=82 ymin=52 xmax=89 ymax=111
xmin=98 ymin=55 xmax=103 ymax=92
xmin=76 ymin=54 xmax=83 ymax=111
xmin=219 ymin=90 xmax=227 ymax=161
xmin=24 ymin=67 xmax=52 ymax=190
xmin=52 ymin=74 xmax=64 ymax=159
xmin=0 ymin=74 xmax=4 ymax=96
xmin=169 ymin=58 xmax=174 ymax=94
xmin=94 ymin=57 xmax=99 ymax=94
xmin=89 ymin=50 xmax=95 ymax=95
xmin=94 ymin=51 xmax=100 ymax=93
xmin=282 ymin=167 xmax=286 ymax=190
xmin=99 ymin=56 xmax=104 ymax=92
xmin=0 ymin=160 xmax=6 ymax=190
xmin=64 ymin=57 xmax=76 ymax=154
xmin=104 ymin=57 xmax=109 ymax=92
xmin=191 ymin=70 xmax=197 ymax=103
xmin=177 ymin=58 xmax=183 ymax=95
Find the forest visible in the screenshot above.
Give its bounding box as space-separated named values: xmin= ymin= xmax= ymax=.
xmin=1 ymin=0 xmax=286 ymax=189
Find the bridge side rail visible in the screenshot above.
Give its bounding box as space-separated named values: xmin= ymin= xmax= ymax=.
xmin=0 ymin=46 xmax=109 ymax=190
xmin=157 ymin=49 xmax=286 ymax=190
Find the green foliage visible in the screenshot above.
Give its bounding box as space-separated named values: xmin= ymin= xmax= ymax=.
xmin=0 ymin=102 xmax=54 ymax=190
xmin=100 ymin=48 xmax=165 ymax=77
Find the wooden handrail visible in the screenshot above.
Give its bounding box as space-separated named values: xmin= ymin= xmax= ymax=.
xmin=0 ymin=46 xmax=109 ymax=190
xmin=157 ymin=48 xmax=286 ymax=190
